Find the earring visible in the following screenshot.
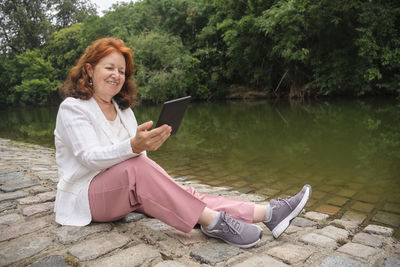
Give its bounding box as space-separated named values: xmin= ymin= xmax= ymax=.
xmin=88 ymin=77 xmax=93 ymax=87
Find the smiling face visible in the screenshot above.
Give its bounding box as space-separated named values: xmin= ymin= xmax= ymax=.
xmin=86 ymin=51 xmax=126 ymax=102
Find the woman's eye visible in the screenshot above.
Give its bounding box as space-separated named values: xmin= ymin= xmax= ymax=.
xmin=119 ymin=71 xmax=125 ymax=75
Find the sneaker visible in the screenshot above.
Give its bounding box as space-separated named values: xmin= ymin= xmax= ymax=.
xmin=264 ymin=184 xmax=312 ymax=238
xmin=201 ymin=211 xmax=263 ymax=248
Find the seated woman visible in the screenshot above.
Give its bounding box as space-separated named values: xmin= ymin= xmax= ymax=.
xmin=54 ymin=37 xmax=311 ymax=248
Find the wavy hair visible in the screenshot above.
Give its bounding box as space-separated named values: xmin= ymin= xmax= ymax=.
xmin=59 ymin=38 xmax=137 ymax=109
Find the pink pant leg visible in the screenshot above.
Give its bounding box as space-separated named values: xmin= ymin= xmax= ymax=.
xmin=184 ymin=186 xmax=255 ymax=223
xmin=89 ymin=154 xmax=256 ymax=232
xmin=89 ymin=155 xmax=206 ymax=232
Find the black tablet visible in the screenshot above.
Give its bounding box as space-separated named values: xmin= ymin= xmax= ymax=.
xmin=155 ymin=96 xmax=191 ymax=135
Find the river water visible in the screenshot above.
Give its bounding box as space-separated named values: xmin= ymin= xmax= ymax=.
xmin=1 ymin=98 xmax=399 ymax=235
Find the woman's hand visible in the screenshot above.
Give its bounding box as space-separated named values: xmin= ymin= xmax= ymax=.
xmin=130 ymin=121 xmax=172 ymax=154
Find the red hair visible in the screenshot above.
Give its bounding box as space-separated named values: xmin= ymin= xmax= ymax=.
xmin=59 ymin=38 xmax=137 ymax=109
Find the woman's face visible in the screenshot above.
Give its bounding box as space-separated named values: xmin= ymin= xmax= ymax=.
xmin=86 ymin=51 xmax=126 ymax=100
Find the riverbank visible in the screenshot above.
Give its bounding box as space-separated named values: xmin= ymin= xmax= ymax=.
xmin=0 ymin=138 xmax=399 ymax=266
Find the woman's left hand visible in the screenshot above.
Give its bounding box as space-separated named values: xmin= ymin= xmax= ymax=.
xmin=130 ymin=121 xmax=172 ymax=154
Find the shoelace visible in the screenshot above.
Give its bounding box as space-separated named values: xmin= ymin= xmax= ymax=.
xmin=220 ymin=212 xmax=242 ymax=235
xmin=275 ymin=196 xmax=294 ymax=210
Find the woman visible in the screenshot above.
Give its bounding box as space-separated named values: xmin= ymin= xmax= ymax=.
xmin=54 ymin=38 xmax=311 ymax=248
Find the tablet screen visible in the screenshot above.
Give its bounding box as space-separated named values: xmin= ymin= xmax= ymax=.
xmin=155 ymin=96 xmax=191 ymax=135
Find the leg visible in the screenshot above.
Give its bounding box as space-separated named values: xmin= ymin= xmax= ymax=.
xmin=89 ymin=155 xmax=207 ymax=233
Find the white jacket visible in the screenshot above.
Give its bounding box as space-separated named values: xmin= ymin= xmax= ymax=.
xmin=54 ymin=97 xmax=140 ymax=226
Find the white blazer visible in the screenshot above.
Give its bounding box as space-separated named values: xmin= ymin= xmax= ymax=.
xmin=54 ymin=97 xmax=140 ymax=226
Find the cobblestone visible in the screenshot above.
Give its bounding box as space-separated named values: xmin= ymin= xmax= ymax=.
xmin=316 ymin=225 xmax=349 ymax=241
xmin=0 ymin=236 xmax=53 ymax=266
xmin=0 ymin=190 xmax=27 ymax=201
xmin=190 ymin=243 xmax=242 ymax=265
xmin=0 ymin=216 xmax=50 ymax=242
xmin=0 ymin=213 xmax=22 ymax=225
xmin=233 ymin=255 xmax=289 ymax=266
xmin=22 ymin=201 xmax=54 ymax=216
xmin=384 ymin=256 xmax=400 ymax=267
xmin=27 ymin=255 xmax=69 ymax=267
xmin=364 ymin=224 xmax=394 ymax=237
xmin=337 ymin=242 xmax=380 ymax=260
xmin=292 ymin=217 xmax=317 ymax=227
xmin=122 ymin=211 xmax=146 ymax=223
xmin=319 ymin=255 xmax=366 ymax=267
xmin=372 ymin=211 xmax=400 ymax=227
xmin=353 ymin=232 xmax=384 ymax=248
xmin=299 ymin=233 xmax=337 ymax=249
xmin=89 ymin=244 xmax=161 ymax=266
xmin=267 ymin=243 xmax=314 ymax=265
xmin=0 ymin=201 xmax=16 ymax=212
xmin=303 ymin=211 xmax=329 ymax=221
xmin=68 ymin=233 xmax=131 ymax=261
xmin=52 ymin=223 xmax=113 ymax=244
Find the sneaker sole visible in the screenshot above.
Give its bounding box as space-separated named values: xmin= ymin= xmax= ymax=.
xmin=271 ymin=185 xmax=312 ymax=238
xmin=201 ymin=225 xmax=263 ymax=249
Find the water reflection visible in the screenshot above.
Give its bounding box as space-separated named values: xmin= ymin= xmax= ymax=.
xmin=0 ymin=99 xmax=399 ymax=233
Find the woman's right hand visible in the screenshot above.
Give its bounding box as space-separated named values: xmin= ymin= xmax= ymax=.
xmin=130 ymin=121 xmax=172 ymax=154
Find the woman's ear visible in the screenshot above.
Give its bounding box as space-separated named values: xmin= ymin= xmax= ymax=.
xmin=85 ymin=63 xmax=93 ymax=78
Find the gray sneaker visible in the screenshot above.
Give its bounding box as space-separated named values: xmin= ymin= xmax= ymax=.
xmin=264 ymin=184 xmax=312 ymax=238
xmin=201 ymin=212 xmax=263 ymax=248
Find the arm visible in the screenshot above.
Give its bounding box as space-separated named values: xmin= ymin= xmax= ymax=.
xmin=56 ymin=99 xmax=138 ymax=170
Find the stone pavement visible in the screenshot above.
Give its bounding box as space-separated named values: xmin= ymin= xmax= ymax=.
xmin=0 ymin=138 xmax=399 ymax=267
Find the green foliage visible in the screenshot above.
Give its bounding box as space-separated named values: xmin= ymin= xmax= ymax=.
xmin=128 ymin=31 xmax=203 ymax=102
xmin=12 ymin=50 xmax=60 ymax=105
xmin=0 ymin=0 xmax=399 ymax=106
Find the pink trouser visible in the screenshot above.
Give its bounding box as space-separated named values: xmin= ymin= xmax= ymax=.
xmin=88 ymin=155 xmax=255 ymax=233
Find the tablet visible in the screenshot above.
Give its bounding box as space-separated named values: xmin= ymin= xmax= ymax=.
xmin=155 ymin=96 xmax=191 ymax=135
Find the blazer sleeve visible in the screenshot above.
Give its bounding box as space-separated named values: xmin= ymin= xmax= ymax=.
xmin=56 ymin=99 xmax=139 ymax=170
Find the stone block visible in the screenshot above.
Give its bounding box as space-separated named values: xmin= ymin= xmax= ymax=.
xmin=0 ymin=213 xmax=22 ymax=225
xmin=351 ymin=201 xmax=374 ymax=213
xmin=141 ymin=219 xmax=173 ymax=231
xmin=233 ymin=255 xmax=289 ymax=267
xmin=0 ymin=190 xmax=27 ymax=201
xmin=190 ymin=243 xmax=242 ymax=265
xmin=88 ymin=244 xmax=161 ymax=267
xmin=122 ymin=212 xmax=146 ymax=223
xmin=372 ymin=211 xmax=400 ymax=227
xmin=315 ymin=205 xmax=341 ymax=215
xmin=330 ymin=219 xmax=359 ymax=231
xmin=27 ymin=255 xmax=69 ymax=267
xmin=384 ymin=203 xmax=400 ymax=214
xmin=166 ymin=229 xmax=206 ymax=245
xmin=0 ymin=180 xmax=39 ymax=192
xmin=356 ymin=193 xmax=381 ymax=203
xmin=352 ymin=232 xmax=383 ymax=248
xmin=292 ymin=217 xmax=317 ymax=228
xmin=0 ymin=236 xmax=53 ymax=266
xmin=319 ymin=255 xmax=366 ymax=267
xmin=363 ymin=224 xmax=394 ymax=237
xmin=68 ymin=233 xmax=131 ymax=261
xmin=303 ymin=211 xmax=329 ymax=221
xmin=341 ymin=211 xmax=366 ymax=224
xmin=267 ymin=243 xmax=314 ymax=265
xmin=384 ymin=256 xmax=400 ymax=267
xmin=299 ymin=233 xmax=337 ymax=249
xmin=19 ymin=190 xmax=56 ymax=205
xmin=0 ymin=217 xmax=50 ymax=242
xmin=311 ymin=191 xmax=326 ymax=199
xmin=0 ymin=171 xmax=25 ymax=183
xmin=153 ymin=260 xmax=187 ymax=267
xmin=317 ymin=225 xmax=349 ymax=241
xmin=336 ymin=189 xmax=357 ymax=198
xmin=326 ymin=196 xmax=349 ymax=206
xmin=337 ymin=242 xmax=379 ymax=260
xmin=52 ymin=223 xmax=112 ymax=244
xmin=0 ymin=201 xmax=16 ymax=212
xmin=22 ymin=202 xmax=54 ymax=216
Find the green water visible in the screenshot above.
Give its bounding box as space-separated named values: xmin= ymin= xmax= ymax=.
xmin=1 ymin=98 xmax=400 ymax=234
